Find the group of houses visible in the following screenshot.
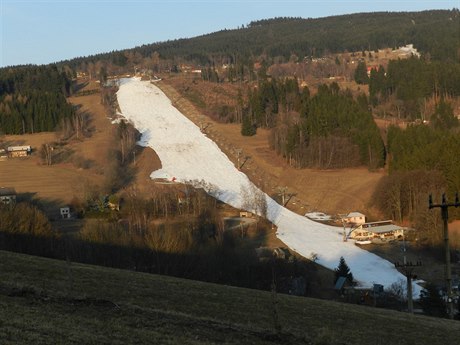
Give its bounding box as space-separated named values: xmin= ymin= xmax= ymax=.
xmin=0 ymin=145 xmax=32 ymax=160
xmin=304 ymin=211 xmax=406 ymax=244
xmin=342 ymin=212 xmax=406 ymax=244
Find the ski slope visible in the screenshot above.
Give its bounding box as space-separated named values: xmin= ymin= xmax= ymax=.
xmin=117 ymin=78 xmax=420 ymax=295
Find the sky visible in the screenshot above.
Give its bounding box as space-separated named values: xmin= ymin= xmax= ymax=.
xmin=1 ymin=0 xmax=458 ymax=67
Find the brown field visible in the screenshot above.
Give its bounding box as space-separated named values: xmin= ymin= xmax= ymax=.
xmin=67 ymin=86 xmax=114 ymax=168
xmin=158 ymin=79 xmax=384 ymax=217
xmin=129 ymin=144 xmax=163 ymax=196
xmin=0 ymin=81 xmax=160 ymax=217
xmin=0 ymin=157 xmax=97 ymax=214
xmin=70 ymin=80 xmax=164 ymax=198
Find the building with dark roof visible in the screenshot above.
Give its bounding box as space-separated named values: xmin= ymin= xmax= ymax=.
xmin=0 ymin=187 xmax=17 ymax=205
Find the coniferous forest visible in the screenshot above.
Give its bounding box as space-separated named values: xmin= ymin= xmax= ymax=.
xmin=364 ymin=58 xmax=460 ymax=117
xmin=241 ymin=78 xmax=385 ymax=169
xmin=0 ymin=65 xmax=75 ymax=134
xmin=62 ymin=10 xmax=459 ymax=71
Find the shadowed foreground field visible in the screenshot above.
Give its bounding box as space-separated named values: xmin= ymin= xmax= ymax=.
xmin=0 ymin=250 xmax=458 ymax=345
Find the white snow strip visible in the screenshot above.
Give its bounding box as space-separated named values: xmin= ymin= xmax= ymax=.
xmin=116 ymin=78 xmax=420 ymax=296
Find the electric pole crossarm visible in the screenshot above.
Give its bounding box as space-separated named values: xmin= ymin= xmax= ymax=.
xmin=429 ymin=193 xmax=460 ymax=209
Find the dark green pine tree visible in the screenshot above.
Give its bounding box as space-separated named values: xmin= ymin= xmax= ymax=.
xmin=334 ymin=256 xmax=354 ymax=285
xmin=241 ymin=112 xmax=256 ymax=136
xmin=354 ymin=61 xmax=369 ymax=85
xmin=369 ymin=65 xmax=386 ymax=105
xmin=419 ymin=283 xmax=447 ymax=318
xmin=432 ymin=100 xmax=458 ymax=130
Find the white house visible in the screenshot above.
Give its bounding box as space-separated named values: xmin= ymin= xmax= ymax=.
xmin=60 ymin=207 xmax=71 ymax=219
xmin=343 ymin=212 xmax=366 ymax=225
xmin=349 ymin=220 xmax=405 ymax=242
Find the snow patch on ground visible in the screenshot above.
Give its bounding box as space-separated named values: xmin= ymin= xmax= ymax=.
xmin=116 ymin=78 xmax=420 ymax=296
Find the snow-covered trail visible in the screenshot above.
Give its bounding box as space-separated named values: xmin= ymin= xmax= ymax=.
xmin=117 ymin=78 xmax=418 ymax=294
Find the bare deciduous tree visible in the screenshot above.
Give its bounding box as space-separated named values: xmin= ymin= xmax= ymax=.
xmin=239 ymin=183 xmax=268 ymax=218
xmin=40 ymin=143 xmax=53 ymax=166
xmin=118 ymin=120 xmax=137 ymax=165
xmin=72 ymin=111 xmax=86 ymax=140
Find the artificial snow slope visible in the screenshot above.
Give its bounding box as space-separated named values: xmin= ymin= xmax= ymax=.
xmin=117 ymin=78 xmax=419 ymax=294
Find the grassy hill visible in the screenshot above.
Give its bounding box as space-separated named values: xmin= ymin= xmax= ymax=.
xmin=0 ymin=250 xmax=458 ymax=344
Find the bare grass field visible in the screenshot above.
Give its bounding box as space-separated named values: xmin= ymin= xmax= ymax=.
xmin=0 ymin=158 xmax=95 ymax=212
xmin=0 ymin=82 xmax=114 ymax=215
xmin=68 ymin=95 xmax=113 ymax=167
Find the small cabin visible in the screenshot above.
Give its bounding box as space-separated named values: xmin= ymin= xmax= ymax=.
xmin=0 ymin=187 xmax=17 ymax=205
xmin=334 ymin=276 xmax=356 ymax=300
xmin=343 ymin=212 xmax=366 ymax=225
xmin=60 ymin=207 xmax=71 ymax=219
xmin=7 ymin=145 xmax=31 ymax=158
xmin=239 ymin=211 xmax=253 ymax=218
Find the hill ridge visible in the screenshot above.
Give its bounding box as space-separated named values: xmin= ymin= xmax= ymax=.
xmin=58 ymin=9 xmax=459 ymax=69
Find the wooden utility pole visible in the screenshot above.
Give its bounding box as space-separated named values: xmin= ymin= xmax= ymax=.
xmin=429 ymin=193 xmax=459 ymax=320
xmin=394 ymin=260 xmax=422 ymax=313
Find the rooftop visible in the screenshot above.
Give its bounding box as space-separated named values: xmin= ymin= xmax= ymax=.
xmin=347 ymin=212 xmax=365 ymax=218
xmin=7 ymin=145 xmax=31 ymax=152
xmin=363 ymin=224 xmax=403 ymax=234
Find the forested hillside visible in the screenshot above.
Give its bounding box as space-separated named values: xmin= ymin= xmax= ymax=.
xmin=0 ymin=65 xmax=75 ymax=134
xmin=154 ymin=10 xmax=459 ymax=62
xmin=374 ymin=119 xmax=460 ymax=237
xmin=62 ymin=9 xmax=459 ymax=74
xmin=240 ymin=78 xmax=384 ymax=169
xmin=359 ymin=57 xmax=460 ymax=118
